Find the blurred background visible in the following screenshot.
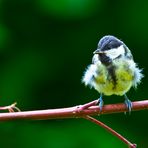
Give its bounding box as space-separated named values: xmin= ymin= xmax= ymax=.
xmin=0 ymin=0 xmax=147 ymax=147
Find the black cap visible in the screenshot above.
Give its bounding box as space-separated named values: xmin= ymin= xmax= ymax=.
xmin=97 ymin=35 xmax=123 ymax=51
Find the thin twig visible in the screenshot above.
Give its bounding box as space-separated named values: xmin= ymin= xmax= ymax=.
xmin=77 ymin=100 xmax=98 ymax=110
xmin=84 ymin=115 xmax=137 ymax=148
xmin=0 ymin=102 xmax=20 ymax=112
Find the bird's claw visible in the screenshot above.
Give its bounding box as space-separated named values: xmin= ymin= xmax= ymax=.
xmin=124 ymin=94 xmax=132 ymax=113
xmin=98 ymin=94 xmax=104 ymax=112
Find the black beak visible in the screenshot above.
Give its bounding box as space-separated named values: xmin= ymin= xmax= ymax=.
xmin=93 ymin=49 xmax=104 ymax=54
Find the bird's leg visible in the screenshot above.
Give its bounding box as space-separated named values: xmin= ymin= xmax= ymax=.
xmin=124 ymin=94 xmax=132 ymax=113
xmin=98 ymin=93 xmax=104 ymax=112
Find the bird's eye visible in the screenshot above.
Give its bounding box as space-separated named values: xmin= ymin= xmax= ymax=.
xmin=102 ymin=44 xmax=111 ymax=51
xmin=106 ymin=44 xmax=112 ymax=50
xmin=106 ymin=45 xmax=111 ymax=50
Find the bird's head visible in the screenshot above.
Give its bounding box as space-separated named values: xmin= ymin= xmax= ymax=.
xmin=93 ymin=35 xmax=131 ymax=65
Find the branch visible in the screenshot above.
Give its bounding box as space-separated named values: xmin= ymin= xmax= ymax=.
xmin=0 ymin=100 xmax=146 ymax=147
xmin=0 ymin=100 xmax=147 ymax=121
xmin=84 ymin=116 xmax=137 ymax=148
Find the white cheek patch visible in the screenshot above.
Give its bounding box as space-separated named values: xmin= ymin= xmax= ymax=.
xmin=105 ymin=45 xmax=125 ymax=59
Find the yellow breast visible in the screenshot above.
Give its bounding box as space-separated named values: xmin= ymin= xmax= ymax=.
xmin=94 ymin=60 xmax=134 ymax=96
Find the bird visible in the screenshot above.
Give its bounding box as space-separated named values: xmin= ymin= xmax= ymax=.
xmin=82 ymin=35 xmax=143 ymax=112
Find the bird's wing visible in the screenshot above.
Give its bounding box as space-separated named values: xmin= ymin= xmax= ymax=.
xmin=82 ymin=64 xmax=97 ymax=88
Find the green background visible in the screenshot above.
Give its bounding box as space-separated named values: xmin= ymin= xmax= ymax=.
xmin=0 ymin=0 xmax=148 ymax=148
